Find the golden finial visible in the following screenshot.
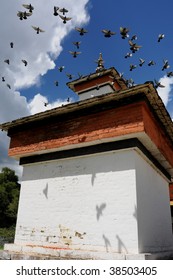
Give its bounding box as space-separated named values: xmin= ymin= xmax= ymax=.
xmin=95 ymin=53 xmax=105 ymax=72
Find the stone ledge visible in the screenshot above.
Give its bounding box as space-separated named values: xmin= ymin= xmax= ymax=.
xmin=1 ymin=245 xmax=173 ymax=260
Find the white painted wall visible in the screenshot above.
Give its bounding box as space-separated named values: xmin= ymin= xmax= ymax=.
xmin=15 ymin=149 xmax=138 ymax=254
xmin=14 ymin=148 xmax=173 ymax=255
xmin=135 ymin=151 xmax=173 ymax=253
xmin=79 ymin=84 xmax=114 ymax=100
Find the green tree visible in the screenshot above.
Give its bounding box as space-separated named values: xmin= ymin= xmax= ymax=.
xmin=0 ymin=167 xmax=20 ymax=228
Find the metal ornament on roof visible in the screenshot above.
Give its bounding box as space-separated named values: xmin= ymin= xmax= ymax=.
xmin=95 ymin=53 xmax=105 ymax=72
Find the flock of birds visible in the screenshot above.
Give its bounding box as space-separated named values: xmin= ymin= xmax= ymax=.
xmin=1 ymin=3 xmax=172 ymax=105
xmin=101 ymin=28 xmax=173 ymax=89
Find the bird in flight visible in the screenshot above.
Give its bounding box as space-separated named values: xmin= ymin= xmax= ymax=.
xmin=10 ymin=42 xmax=14 ymax=48
xmin=69 ymin=51 xmax=81 ymax=58
xmin=162 ymin=60 xmax=170 ymax=71
xmin=6 ymin=84 xmax=11 ymax=89
xmin=120 ymin=27 xmax=129 ymax=39
xmin=167 ymin=71 xmax=173 ymax=77
xmin=154 ymin=79 xmax=165 ymax=88
xmin=54 ymin=81 xmax=59 ymax=86
xmin=4 ymin=59 xmax=10 ymax=65
xmin=148 ymin=60 xmax=156 ymax=66
xmin=129 ymin=64 xmax=137 ymax=71
xmin=139 ymin=58 xmax=145 ymax=67
xmin=124 ymin=52 xmax=132 ymax=59
xmin=59 ymin=8 xmax=69 ymax=15
xmin=58 ymin=66 xmax=65 ymax=72
xmin=131 ymin=34 xmax=137 ymax=41
xmin=158 ymin=34 xmax=165 ymax=42
xmin=72 ymin=41 xmax=81 ymax=49
xmin=75 ymin=27 xmax=88 ymax=35
xmin=77 ymin=72 xmax=84 ymax=79
xmin=128 ymin=40 xmax=142 ymax=53
xmin=102 ymin=29 xmax=116 ymax=37
xmin=2 ymin=77 xmax=5 ymax=82
xmin=59 ymin=15 xmax=72 ymax=24
xmin=22 ymin=4 xmax=34 ymax=13
xmin=32 ymin=26 xmax=45 ymax=34
xmin=66 ymin=97 xmax=70 ymax=102
xmin=22 ymin=59 xmax=28 ymax=66
xmin=53 ymin=6 xmax=59 ymax=16
xmin=17 ymin=11 xmax=32 ymax=20
xmin=66 ymin=73 xmax=75 ymax=79
xmin=126 ymin=78 xmax=135 ymax=87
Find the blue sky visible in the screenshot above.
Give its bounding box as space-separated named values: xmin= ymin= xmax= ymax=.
xmin=1 ymin=0 xmax=173 ymax=175
xmin=20 ymin=0 xmax=173 ymax=112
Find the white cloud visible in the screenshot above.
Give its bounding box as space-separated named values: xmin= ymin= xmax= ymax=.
xmin=27 ymin=93 xmax=73 ymax=115
xmin=157 ymin=75 xmax=173 ymax=106
xmin=0 ymin=0 xmax=90 ymax=177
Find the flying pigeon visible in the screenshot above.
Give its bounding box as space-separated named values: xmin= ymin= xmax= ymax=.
xmin=10 ymin=42 xmax=14 ymax=48
xmin=167 ymin=71 xmax=173 ymax=77
xmin=54 ymin=81 xmax=59 ymax=86
xmin=148 ymin=60 xmax=156 ymax=66
xmin=53 ymin=6 xmax=59 ymax=16
xmin=77 ymin=72 xmax=84 ymax=78
xmin=154 ymin=79 xmax=165 ymax=88
xmin=139 ymin=58 xmax=145 ymax=67
xmin=72 ymin=41 xmax=81 ymax=49
xmin=2 ymin=77 xmax=5 ymax=82
xmin=75 ymin=27 xmax=88 ymax=35
xmin=102 ymin=29 xmax=116 ymax=37
xmin=17 ymin=11 xmax=32 ymax=20
xmin=32 ymin=26 xmax=45 ymax=34
xmin=126 ymin=78 xmax=135 ymax=87
xmin=58 ymin=66 xmax=65 ymax=72
xmin=120 ymin=27 xmax=129 ymax=39
xmin=4 ymin=59 xmax=10 ymax=65
xmin=22 ymin=59 xmax=28 ymax=66
xmin=129 ymin=40 xmax=142 ymax=53
xmin=69 ymin=51 xmax=81 ymax=58
xmin=118 ymin=72 xmax=124 ymax=79
xmin=162 ymin=59 xmax=170 ymax=71
xmin=66 ymin=97 xmax=70 ymax=102
xmin=129 ymin=64 xmax=137 ymax=71
xmin=158 ymin=34 xmax=165 ymax=42
xmin=44 ymin=102 xmax=49 ymax=107
xmin=131 ymin=34 xmax=137 ymax=41
xmin=59 ymin=14 xmax=72 ymax=24
xmin=17 ymin=11 xmax=24 ymax=20
xmin=124 ymin=52 xmax=132 ymax=58
xmin=6 ymin=84 xmax=11 ymax=89
xmin=22 ymin=4 xmax=34 ymax=13
xmin=59 ymin=8 xmax=68 ymax=15
xmin=66 ymin=73 xmax=75 ymax=79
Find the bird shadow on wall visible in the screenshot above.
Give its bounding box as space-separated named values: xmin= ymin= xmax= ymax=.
xmin=96 ymin=203 xmax=106 ymax=221
xmin=91 ymin=172 xmax=96 ymax=186
xmin=133 ymin=205 xmax=137 ymax=220
xmin=43 ymin=182 xmax=48 ymax=199
xmin=102 ymin=234 xmax=111 ymax=252
xmin=116 ymin=234 xmax=128 ymax=253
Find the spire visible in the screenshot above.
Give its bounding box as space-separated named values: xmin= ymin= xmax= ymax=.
xmin=95 ymin=53 xmax=105 ymax=72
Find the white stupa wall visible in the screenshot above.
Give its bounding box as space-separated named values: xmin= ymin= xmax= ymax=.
xmin=14 ymin=148 xmax=173 ymax=255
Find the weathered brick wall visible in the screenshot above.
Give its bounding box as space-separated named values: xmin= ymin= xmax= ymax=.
xmin=7 ymin=101 xmax=173 ymax=171
xmin=8 ymin=102 xmax=144 ymax=157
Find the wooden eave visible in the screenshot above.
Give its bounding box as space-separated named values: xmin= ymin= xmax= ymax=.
xmin=1 ymin=82 xmax=173 ymax=146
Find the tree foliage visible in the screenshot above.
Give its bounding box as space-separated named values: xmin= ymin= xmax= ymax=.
xmin=0 ymin=167 xmax=20 ymax=228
